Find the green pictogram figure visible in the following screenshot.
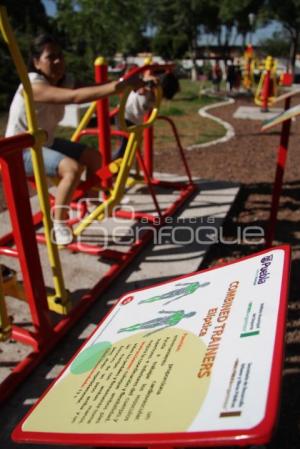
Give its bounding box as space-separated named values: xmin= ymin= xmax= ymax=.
xmin=139 ymin=281 xmax=210 ymax=305
xmin=118 ymin=309 xmax=196 ymax=336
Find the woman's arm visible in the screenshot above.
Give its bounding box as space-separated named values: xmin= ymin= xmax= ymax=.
xmin=31 ymin=78 xmax=140 ymax=105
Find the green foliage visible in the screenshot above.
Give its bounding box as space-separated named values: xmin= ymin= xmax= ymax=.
xmin=258 ymin=31 xmax=290 ymax=57
xmin=55 ymin=0 xmax=147 ymax=71
xmin=150 ymin=0 xmax=208 ymax=59
xmin=266 ymin=0 xmax=300 ymax=32
xmin=202 ymin=0 xmax=263 ymax=50
xmin=266 ymin=0 xmax=300 ymax=68
xmin=160 ymin=105 xmax=184 ymax=116
xmin=0 ymin=0 xmax=52 ymax=110
xmin=218 ymin=0 xmax=262 ymax=28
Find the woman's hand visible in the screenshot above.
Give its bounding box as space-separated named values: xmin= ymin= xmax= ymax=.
xmin=116 ymin=74 xmax=145 ymax=93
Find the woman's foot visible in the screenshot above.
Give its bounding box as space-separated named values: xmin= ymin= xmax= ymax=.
xmin=52 ymin=223 xmax=74 ymax=245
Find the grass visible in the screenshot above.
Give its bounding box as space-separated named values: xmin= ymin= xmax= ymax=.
xmin=153 ymin=79 xmax=226 ymax=151
xmin=0 ymin=79 xmax=226 ymax=150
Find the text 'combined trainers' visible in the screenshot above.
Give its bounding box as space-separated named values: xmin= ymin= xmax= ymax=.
xmin=52 ymin=224 xmax=73 ymax=245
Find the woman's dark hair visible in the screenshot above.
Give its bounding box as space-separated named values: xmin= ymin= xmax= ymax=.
xmin=27 ymin=34 xmax=61 ymax=72
xmin=159 ymin=72 xmax=180 ymax=100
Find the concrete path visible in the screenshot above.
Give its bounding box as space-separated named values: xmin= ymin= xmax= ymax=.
xmin=233 ymin=105 xmax=283 ymax=120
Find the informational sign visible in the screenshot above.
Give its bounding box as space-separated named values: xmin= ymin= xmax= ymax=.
xmin=261 ymin=102 xmax=300 ymax=131
xmin=13 ymin=246 xmax=290 ymax=447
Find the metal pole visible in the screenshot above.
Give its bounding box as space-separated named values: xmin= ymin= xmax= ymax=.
xmin=0 ymin=134 xmax=52 ymax=339
xmin=94 ymin=57 xmax=112 ymax=170
xmin=265 ymin=97 xmax=291 ymax=247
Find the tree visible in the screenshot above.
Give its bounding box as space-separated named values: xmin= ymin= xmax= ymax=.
xmin=217 ymin=0 xmax=263 ymax=51
xmin=0 ymin=0 xmax=51 ymax=109
xmin=54 ymin=0 xmax=147 ymax=82
xmin=258 ymin=31 xmax=290 ymax=59
xmin=266 ymin=0 xmax=300 ymax=72
xmin=149 ymin=0 xmax=264 ymax=79
xmin=150 ymin=0 xmax=219 ymax=80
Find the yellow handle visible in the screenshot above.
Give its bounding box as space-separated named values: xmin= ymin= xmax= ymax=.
xmin=265 ymin=56 xmax=273 ymax=71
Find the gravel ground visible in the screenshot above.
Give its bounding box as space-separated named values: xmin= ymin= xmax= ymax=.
xmin=0 ymin=94 xmax=299 ymax=447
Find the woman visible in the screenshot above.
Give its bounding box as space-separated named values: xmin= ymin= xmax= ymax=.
xmin=5 ymin=34 xmax=143 ymax=245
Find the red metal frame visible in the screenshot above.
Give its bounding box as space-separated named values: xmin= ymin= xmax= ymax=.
xmin=143 ymin=120 xmax=154 ymax=176
xmin=265 ymin=97 xmax=292 ymax=247
xmin=12 ymin=245 xmax=291 ymax=448
xmin=0 ymin=134 xmax=52 ymax=340
xmin=94 ymin=60 xmax=112 ymax=180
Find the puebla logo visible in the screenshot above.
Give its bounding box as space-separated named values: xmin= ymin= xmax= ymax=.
xmin=254 ymin=254 xmax=273 ymax=285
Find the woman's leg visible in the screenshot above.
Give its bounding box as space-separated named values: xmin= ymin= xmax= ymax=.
xmin=54 ymin=156 xmax=84 ymax=221
xmin=79 ymin=147 xmax=101 ymax=179
xmin=78 ymin=148 xmax=102 ymax=202
xmin=50 ymin=139 xmax=101 ymax=190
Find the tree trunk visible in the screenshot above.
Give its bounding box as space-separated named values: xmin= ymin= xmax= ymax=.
xmin=289 ymin=30 xmax=299 ymax=74
xmin=190 ymin=41 xmax=198 ymax=81
xmin=191 ymin=63 xmax=197 ymax=81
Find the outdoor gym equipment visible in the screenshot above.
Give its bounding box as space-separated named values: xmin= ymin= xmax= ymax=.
xmin=279 ymin=71 xmax=293 ymax=87
xmin=0 ymin=261 xmax=30 ymax=340
xmin=73 ymin=84 xmax=163 ymax=235
xmin=0 ymin=6 xmax=70 ymax=314
xmin=242 ymin=44 xmax=254 ymax=90
xmin=32 ymin=59 xmax=195 ymax=247
xmin=255 ymin=56 xmax=278 ymax=112
xmin=0 ymin=7 xmax=196 ymax=402
xmin=0 ymin=131 xmax=133 ymax=403
xmin=0 ymin=264 xmax=26 ymax=341
xmin=261 ymin=88 xmax=300 ymax=246
xmin=72 ymin=59 xmax=195 ymax=207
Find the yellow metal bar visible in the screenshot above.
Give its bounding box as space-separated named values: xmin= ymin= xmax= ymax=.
xmin=73 ymin=132 xmax=138 ymax=235
xmin=112 ymin=134 xmax=140 ymax=203
xmin=0 ymin=6 xmax=70 ymax=313
xmin=0 ymin=266 xmax=12 ymax=342
xmin=254 ymin=72 xmax=265 ymax=106
xmin=71 ymin=101 xmax=97 ymax=142
xmin=1 ymin=265 xmax=26 ymax=301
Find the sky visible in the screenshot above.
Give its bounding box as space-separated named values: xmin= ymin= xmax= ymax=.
xmin=41 ymin=0 xmax=283 ymax=46
xmin=42 ymin=0 xmax=56 ymax=16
